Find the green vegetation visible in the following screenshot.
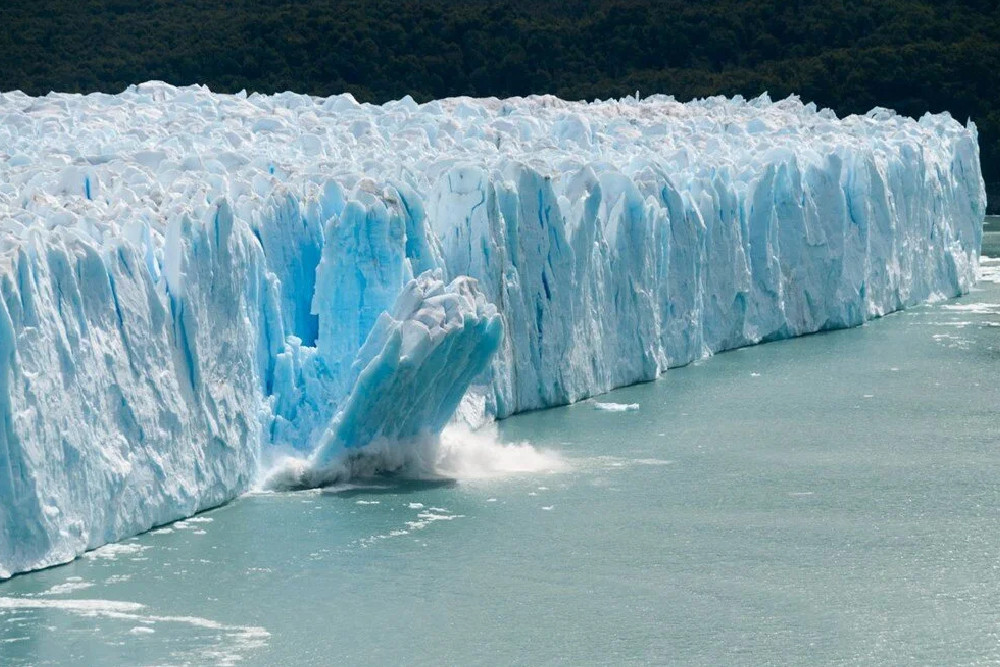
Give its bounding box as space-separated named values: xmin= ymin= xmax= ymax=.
xmin=1 ymin=0 xmax=997 ymax=210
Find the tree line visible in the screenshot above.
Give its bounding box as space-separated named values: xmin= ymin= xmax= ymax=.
xmin=1 ymin=0 xmax=997 ymax=211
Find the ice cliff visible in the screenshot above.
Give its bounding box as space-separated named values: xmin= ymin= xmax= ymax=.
xmin=0 ymin=83 xmax=985 ymax=577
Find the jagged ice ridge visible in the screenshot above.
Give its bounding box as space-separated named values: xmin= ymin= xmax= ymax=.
xmin=0 ymin=82 xmax=986 ymax=577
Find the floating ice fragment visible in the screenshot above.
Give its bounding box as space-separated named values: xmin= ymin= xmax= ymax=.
xmin=39 ymin=581 xmax=94 ymax=596
xmin=84 ymin=543 xmax=150 ymax=562
xmin=593 ymin=402 xmax=640 ymax=412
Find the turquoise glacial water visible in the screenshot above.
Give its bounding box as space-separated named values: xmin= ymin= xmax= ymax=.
xmin=2 ymin=219 xmax=1000 ymax=665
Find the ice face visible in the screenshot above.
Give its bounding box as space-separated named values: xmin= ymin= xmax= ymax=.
xmin=0 ymin=200 xmax=273 ymax=578
xmin=0 ymin=83 xmax=985 ymax=577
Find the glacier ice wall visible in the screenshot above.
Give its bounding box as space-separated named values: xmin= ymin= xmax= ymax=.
xmin=0 ymin=83 xmax=986 ymax=577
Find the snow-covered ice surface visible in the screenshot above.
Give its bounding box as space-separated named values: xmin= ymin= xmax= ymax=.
xmin=0 ymin=83 xmax=985 ymax=577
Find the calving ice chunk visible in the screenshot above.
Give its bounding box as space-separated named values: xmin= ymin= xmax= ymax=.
xmin=0 ymin=82 xmax=986 ymax=577
xmin=265 ymin=271 xmax=502 ymax=489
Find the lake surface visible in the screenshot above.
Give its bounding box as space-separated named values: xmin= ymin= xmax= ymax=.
xmin=3 ymin=218 xmax=1000 ymax=665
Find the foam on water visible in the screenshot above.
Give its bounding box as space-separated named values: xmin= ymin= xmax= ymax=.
xmin=940 ymin=302 xmax=1000 ymax=314
xmin=0 ymin=596 xmax=268 ymax=666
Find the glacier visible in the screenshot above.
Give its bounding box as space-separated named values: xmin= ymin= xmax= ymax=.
xmin=0 ymin=82 xmax=985 ymax=578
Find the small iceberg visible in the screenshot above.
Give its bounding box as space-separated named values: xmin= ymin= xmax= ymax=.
xmin=592 ymin=402 xmax=640 ymax=412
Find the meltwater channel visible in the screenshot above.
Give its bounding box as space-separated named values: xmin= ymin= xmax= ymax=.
xmin=2 ymin=218 xmax=999 ymax=665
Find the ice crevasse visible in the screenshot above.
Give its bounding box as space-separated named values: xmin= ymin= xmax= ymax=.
xmin=0 ymin=82 xmax=985 ymax=577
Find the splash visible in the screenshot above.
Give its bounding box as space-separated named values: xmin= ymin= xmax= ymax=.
xmin=262 ymin=422 xmax=565 ymax=490
xmin=433 ymin=423 xmax=568 ymax=479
